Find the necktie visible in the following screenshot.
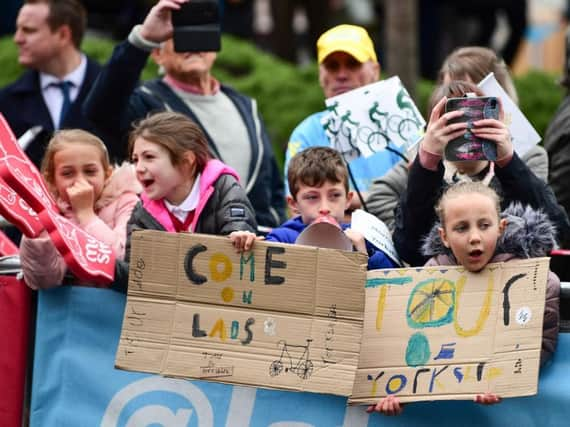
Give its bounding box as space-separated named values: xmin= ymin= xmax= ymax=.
xmin=52 ymin=80 xmax=73 ymax=129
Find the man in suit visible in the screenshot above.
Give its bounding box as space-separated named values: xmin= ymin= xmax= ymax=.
xmin=0 ymin=0 xmax=106 ymax=168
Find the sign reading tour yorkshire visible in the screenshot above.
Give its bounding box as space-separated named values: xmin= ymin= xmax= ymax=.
xmin=350 ymin=257 xmax=549 ymax=404
xmin=116 ymin=231 xmax=548 ymax=403
xmin=116 ymin=230 xmax=368 ymax=396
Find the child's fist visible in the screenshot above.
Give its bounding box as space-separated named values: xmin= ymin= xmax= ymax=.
xmin=366 ymin=395 xmax=404 ymax=416
xmin=344 ymin=228 xmax=367 ymax=254
xmin=229 ymin=231 xmax=258 ymax=252
xmin=474 ymin=392 xmax=501 ymax=405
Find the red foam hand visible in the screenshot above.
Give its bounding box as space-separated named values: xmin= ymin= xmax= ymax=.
xmin=0 ymin=176 xmax=43 ymax=238
xmin=0 ymin=114 xmax=114 ymax=285
xmin=0 ymin=115 xmax=56 ymax=213
xmin=38 ymin=207 xmax=115 ymax=285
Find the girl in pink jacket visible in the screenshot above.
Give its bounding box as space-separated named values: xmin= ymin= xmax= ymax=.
xmin=19 ymin=129 xmax=141 ymax=289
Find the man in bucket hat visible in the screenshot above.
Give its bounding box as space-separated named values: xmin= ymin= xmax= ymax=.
xmin=283 ymin=24 xmax=402 ymax=211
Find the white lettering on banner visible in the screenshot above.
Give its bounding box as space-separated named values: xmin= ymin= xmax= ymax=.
xmin=101 ymin=376 xmax=371 ymax=426
xmin=17 ymin=197 xmax=36 ymax=216
xmin=225 ymin=386 xmax=256 ymax=427
xmin=85 ymin=238 xmax=112 ymax=264
xmin=125 ymin=406 xmax=193 ymax=427
xmin=101 ymin=377 xmax=213 ymax=427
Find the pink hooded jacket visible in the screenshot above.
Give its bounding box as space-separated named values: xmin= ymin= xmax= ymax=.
xmin=19 ymin=163 xmax=141 ymax=289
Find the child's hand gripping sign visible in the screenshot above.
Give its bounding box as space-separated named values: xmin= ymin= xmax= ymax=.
xmin=0 ymin=114 xmax=115 ymax=285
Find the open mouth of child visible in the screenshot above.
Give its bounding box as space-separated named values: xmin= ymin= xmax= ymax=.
xmin=468 ymin=249 xmax=483 ymax=260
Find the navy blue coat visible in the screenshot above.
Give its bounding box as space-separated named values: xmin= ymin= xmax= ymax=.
xmin=265 ymin=216 xmax=396 ymax=270
xmin=0 ymin=57 xmax=114 ymax=168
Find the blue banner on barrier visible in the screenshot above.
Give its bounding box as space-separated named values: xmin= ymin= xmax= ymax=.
xmin=30 ymin=287 xmax=569 ymax=427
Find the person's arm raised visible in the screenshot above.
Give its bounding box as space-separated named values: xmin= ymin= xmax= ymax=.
xmin=139 ymin=0 xmax=189 ymax=43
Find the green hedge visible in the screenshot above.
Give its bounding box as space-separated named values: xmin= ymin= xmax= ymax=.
xmin=0 ymin=36 xmax=564 ymax=169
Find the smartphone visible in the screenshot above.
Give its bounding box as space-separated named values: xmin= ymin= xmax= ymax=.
xmin=444 ymin=96 xmax=499 ymax=161
xmin=172 ymin=0 xmax=221 ymax=52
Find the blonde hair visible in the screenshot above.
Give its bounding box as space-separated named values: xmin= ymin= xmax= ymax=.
xmin=41 ymin=129 xmax=111 ymax=189
xmin=438 ymin=46 xmax=518 ymax=105
xmin=435 ymin=181 xmax=501 ymax=228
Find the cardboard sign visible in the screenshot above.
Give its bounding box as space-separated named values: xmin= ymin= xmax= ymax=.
xmin=117 ymin=231 xmax=548 ymax=402
xmin=350 ymin=258 xmax=549 ymax=404
xmin=116 ymin=230 xmax=368 ymax=396
xmin=322 ymin=76 xmax=425 ymax=162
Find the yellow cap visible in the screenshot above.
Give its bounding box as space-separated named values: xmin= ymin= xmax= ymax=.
xmin=317 ymin=24 xmax=377 ymax=64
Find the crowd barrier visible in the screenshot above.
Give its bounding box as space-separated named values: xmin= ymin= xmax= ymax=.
xmin=0 ymin=256 xmax=31 ymax=427
xmin=26 ymin=286 xmax=570 ymax=427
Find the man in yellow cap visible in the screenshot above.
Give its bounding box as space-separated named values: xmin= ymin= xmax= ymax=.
xmin=283 ymin=24 xmax=402 ymax=210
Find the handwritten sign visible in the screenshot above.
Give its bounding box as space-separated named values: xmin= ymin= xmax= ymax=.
xmin=116 ymin=230 xmax=368 ymax=396
xmin=117 ymin=231 xmax=548 ymax=402
xmin=349 ymin=258 xmax=549 ymax=404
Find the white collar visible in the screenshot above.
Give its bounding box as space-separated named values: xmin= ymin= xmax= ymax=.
xmin=40 ymin=54 xmax=87 ymax=90
xmin=164 ymin=174 xmax=201 ymax=216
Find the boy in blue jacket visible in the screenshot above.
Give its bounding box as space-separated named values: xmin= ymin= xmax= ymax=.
xmin=231 ymin=147 xmax=395 ymax=270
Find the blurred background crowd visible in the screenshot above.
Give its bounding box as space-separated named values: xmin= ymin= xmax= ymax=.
xmin=1 ymin=0 xmax=569 ymax=79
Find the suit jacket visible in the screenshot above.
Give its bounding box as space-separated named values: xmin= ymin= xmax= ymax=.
xmin=0 ymin=57 xmax=115 ymax=168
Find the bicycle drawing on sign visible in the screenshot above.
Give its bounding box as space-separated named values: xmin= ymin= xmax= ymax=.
xmin=269 ymin=338 xmax=314 ymax=380
xmin=357 ymin=88 xmax=423 ymax=159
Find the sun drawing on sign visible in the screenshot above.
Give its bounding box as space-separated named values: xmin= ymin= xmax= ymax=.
xmin=407 ymin=278 xmax=455 ymax=328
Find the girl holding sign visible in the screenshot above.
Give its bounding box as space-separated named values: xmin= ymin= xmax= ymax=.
xmin=112 ymin=111 xmax=257 ymax=292
xmin=369 ymin=181 xmax=560 ymax=415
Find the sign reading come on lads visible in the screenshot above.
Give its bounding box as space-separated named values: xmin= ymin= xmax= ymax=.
xmin=116 ymin=230 xmax=369 ymax=396
xmin=116 ymin=231 xmax=549 ymax=404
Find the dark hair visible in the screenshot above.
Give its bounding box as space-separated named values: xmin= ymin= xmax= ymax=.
xmin=25 ymin=0 xmax=86 ymax=48
xmin=128 ymin=111 xmax=211 ymax=175
xmin=287 ymin=147 xmax=348 ymax=199
xmin=427 ymin=80 xmax=485 ymax=117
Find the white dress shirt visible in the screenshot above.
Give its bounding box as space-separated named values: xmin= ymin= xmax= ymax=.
xmin=39 ymin=54 xmax=87 ymax=129
xmin=163 ymin=174 xmax=201 ymax=224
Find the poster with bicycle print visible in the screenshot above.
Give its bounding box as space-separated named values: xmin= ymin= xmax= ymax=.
xmin=322 ymin=76 xmax=425 ymax=163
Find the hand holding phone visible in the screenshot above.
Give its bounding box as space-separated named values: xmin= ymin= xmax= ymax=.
xmin=444 ymin=96 xmax=499 ymax=161
xmin=172 ymin=0 xmax=221 ymax=52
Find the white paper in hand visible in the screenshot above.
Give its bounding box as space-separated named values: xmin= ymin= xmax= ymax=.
xmin=478 ymin=72 xmax=541 ymax=157
xmin=350 ymin=209 xmax=401 ymax=266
